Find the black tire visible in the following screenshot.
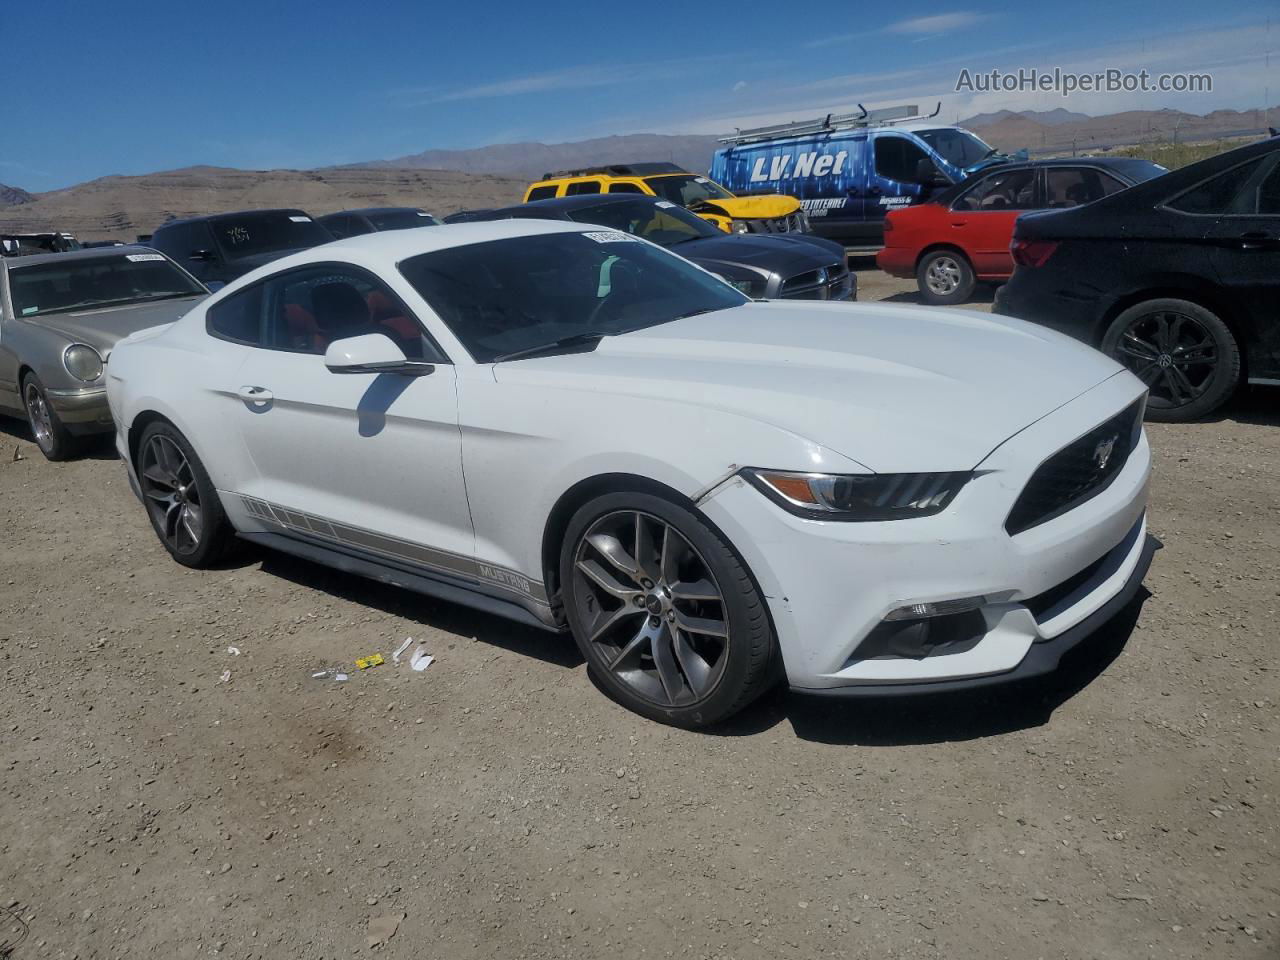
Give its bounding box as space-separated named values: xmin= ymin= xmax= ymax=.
xmin=135 ymin=420 xmax=237 ymax=568
xmin=917 ymin=249 xmax=976 ymax=305
xmin=22 ymin=372 xmax=80 ymax=461
xmin=559 ymin=490 xmax=778 ymax=728
xmin=1101 ymin=298 xmax=1241 ymax=422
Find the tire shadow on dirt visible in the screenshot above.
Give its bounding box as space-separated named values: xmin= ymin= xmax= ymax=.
xmin=706 ymin=588 xmax=1151 ymax=745
xmin=255 ymin=549 xmax=585 ymax=669
xmin=0 ymin=416 xmax=119 ymax=460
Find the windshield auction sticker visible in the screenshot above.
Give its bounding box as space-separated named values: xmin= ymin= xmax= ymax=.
xmin=582 ymin=231 xmax=637 ymax=244
xmin=125 ymin=253 xmax=166 ymax=262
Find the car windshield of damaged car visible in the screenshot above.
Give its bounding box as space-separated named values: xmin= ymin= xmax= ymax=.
xmin=643 ymin=175 xmax=735 ymax=206
xmin=399 ymin=231 xmax=748 ymax=362
xmin=368 ymin=210 xmax=443 ymax=230
xmin=567 ymin=199 xmax=721 ymax=246
xmin=9 ymin=254 xmax=207 ymax=318
xmin=210 ymin=214 xmax=332 ymax=261
xmin=916 ymin=128 xmax=995 ymax=168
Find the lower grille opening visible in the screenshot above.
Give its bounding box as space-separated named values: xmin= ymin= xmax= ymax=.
xmin=1023 ymin=552 xmax=1110 ymax=621
xmin=853 ymin=609 xmax=987 ymax=662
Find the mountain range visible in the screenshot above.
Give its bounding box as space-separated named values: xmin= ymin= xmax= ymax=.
xmin=1 ymin=105 xmax=1275 ymax=241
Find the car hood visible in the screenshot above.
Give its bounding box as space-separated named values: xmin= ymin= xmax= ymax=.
xmin=30 ymin=295 xmax=206 ymax=356
xmin=492 ymin=301 xmax=1125 ymax=473
xmin=690 ymin=194 xmax=801 ymax=220
xmin=675 ymin=233 xmax=842 ymax=276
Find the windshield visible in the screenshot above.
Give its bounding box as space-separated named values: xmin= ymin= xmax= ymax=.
xmin=916 ymin=128 xmax=995 ymax=169
xmin=2 ymin=234 xmax=81 ymax=256
xmin=643 ymin=174 xmax=734 ymax=207
xmin=9 ymin=253 xmax=206 ymax=318
xmin=368 ymin=210 xmax=443 ymax=230
xmin=567 ymin=199 xmax=721 ymax=246
xmin=399 ymin=230 xmax=746 ymax=362
xmin=209 ymin=213 xmax=332 ymax=260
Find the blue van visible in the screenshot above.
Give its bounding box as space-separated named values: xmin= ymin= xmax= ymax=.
xmin=710 ymin=106 xmax=1021 ymax=243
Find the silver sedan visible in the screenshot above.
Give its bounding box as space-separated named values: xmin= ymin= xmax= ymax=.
xmin=0 ymin=247 xmax=208 ymax=459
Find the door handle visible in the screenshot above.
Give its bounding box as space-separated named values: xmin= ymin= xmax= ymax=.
xmin=950 ymin=220 xmax=968 ymax=227
xmin=238 ymin=385 xmax=273 ymax=404
xmin=1236 ymin=232 xmax=1279 ymax=250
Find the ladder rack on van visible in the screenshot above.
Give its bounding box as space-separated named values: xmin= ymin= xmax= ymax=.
xmin=718 ymin=102 xmax=941 ymax=145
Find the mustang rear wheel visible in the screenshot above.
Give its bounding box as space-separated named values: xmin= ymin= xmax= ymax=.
xmin=560 ymin=491 xmax=777 ymax=728
xmin=22 ymin=373 xmax=78 ymax=461
xmin=1102 ymin=298 xmax=1240 ymax=422
xmin=137 ymin=421 xmax=236 ymax=567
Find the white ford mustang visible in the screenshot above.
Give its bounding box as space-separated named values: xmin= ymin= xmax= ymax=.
xmin=107 ymin=220 xmax=1153 ymax=726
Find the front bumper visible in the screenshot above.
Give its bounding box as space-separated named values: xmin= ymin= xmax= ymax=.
xmin=699 ymin=372 xmax=1152 ymax=693
xmin=46 ymin=386 xmax=113 ymax=433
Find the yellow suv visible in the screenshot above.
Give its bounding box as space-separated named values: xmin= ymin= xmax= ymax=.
xmin=522 ymin=163 xmax=810 ymax=235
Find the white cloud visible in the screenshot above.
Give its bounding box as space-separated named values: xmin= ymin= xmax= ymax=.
xmin=732 ymin=80 xmax=748 ymax=93
xmin=886 ymin=12 xmax=988 ymax=36
xmin=661 ymin=21 xmax=1276 ymax=136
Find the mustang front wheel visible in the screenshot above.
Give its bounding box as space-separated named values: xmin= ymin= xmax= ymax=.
xmin=137 ymin=421 xmax=236 ymax=567
xmin=560 ymin=491 xmax=777 ymax=727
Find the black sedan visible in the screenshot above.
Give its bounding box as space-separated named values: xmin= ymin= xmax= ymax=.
xmin=464 ymin=195 xmax=855 ymax=301
xmin=995 ymin=135 xmax=1280 ymax=421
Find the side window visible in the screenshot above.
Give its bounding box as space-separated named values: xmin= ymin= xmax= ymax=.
xmin=321 ymin=216 xmax=354 ymax=239
xmin=207 ymin=285 xmax=264 ymax=345
xmin=153 ymin=223 xmax=190 ymax=258
xmin=565 ymin=180 xmax=602 ymax=196
xmin=873 ymin=136 xmax=929 ymax=183
xmin=1044 ymin=168 xmax=1127 ymax=208
xmin=607 ymin=182 xmax=645 ymax=194
xmin=1167 ymin=157 xmax=1266 ymax=215
xmin=1259 ymin=161 xmax=1280 ymax=215
xmin=260 ymin=265 xmax=437 ymax=360
xmin=527 ymin=185 xmax=558 ymax=201
xmin=953 ymin=169 xmax=1038 ymax=211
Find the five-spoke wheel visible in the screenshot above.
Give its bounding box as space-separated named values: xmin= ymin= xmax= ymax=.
xmin=560 ymin=491 xmax=777 ymax=727
xmin=135 ymin=421 xmax=235 ymax=567
xmin=140 ymin=433 xmax=205 ymax=556
xmin=1103 ymin=298 xmax=1240 ymax=422
xmin=917 ymin=250 xmax=975 ymax=305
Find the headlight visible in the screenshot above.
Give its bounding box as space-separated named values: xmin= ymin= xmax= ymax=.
xmin=712 ymin=273 xmax=763 ymax=297
xmin=743 ymin=469 xmax=971 ymax=521
xmin=63 ymin=343 xmax=104 ymax=382
xmin=729 ymin=220 xmax=751 ymax=234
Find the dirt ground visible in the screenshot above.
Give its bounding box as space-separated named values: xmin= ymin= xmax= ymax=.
xmin=1 ymin=268 xmax=1277 ymax=960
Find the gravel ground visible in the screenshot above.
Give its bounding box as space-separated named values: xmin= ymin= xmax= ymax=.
xmin=1 ymin=269 xmax=1276 ymax=959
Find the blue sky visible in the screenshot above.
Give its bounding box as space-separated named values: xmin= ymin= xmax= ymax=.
xmin=3 ymin=1 xmax=1275 ymax=191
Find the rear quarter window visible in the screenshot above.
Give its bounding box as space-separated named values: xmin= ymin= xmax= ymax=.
xmin=206 ymin=285 xmax=264 ymax=345
xmin=527 ymin=185 xmax=558 ymax=201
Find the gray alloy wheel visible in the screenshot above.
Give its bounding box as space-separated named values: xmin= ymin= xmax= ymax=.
xmin=140 ymin=433 xmax=205 ymax=556
xmin=24 ymin=381 xmax=54 ymax=453
xmin=21 ymin=373 xmax=76 ymax=461
xmin=571 ymin=509 xmax=730 ymax=708
xmin=925 ymin=255 xmax=963 ymax=296
xmin=1103 ymin=298 xmax=1241 ymax=422
xmin=917 ymin=250 xmax=976 ymax=305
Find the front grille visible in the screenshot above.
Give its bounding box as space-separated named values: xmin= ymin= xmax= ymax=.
xmin=1005 ymin=401 xmax=1143 ymax=536
xmin=748 ymin=213 xmax=805 ymax=234
xmin=781 ymin=262 xmax=853 ymax=300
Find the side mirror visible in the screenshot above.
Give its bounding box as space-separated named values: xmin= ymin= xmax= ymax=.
xmin=914 ymin=158 xmax=950 ymax=188
xmin=324 ymin=333 xmax=434 ymax=376
xmin=189 ymin=249 xmax=215 ymax=262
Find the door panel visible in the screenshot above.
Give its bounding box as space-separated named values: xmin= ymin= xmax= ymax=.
xmin=233 ymin=349 xmax=474 ymax=564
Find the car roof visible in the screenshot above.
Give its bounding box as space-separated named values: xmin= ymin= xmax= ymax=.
xmin=498 ymin=194 xmax=650 ymax=216
xmin=156 ymin=208 xmax=312 ymax=229
xmin=209 ymin=219 xmax=588 ymax=293
xmin=2 ymin=244 xmax=164 ymax=270
xmin=318 ymin=207 xmax=429 ymax=218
